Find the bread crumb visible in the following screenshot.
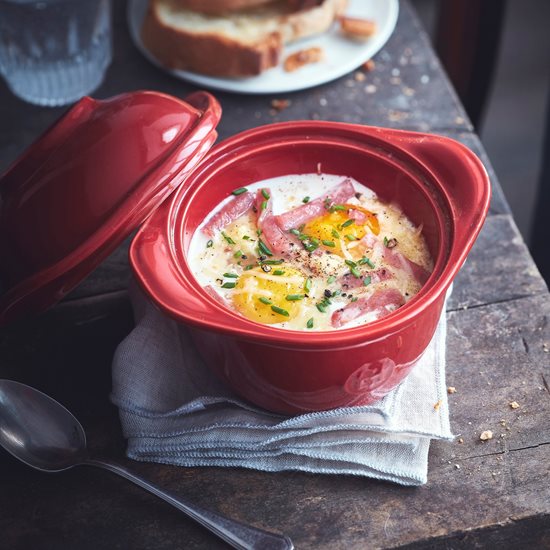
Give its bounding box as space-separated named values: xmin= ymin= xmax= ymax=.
xmin=284 ymin=47 xmax=324 ymax=72
xmin=365 ymin=84 xmax=377 ymax=94
xmin=270 ymin=99 xmax=291 ymax=111
xmin=362 ymin=59 xmax=376 ymax=72
xmin=509 ymin=401 xmax=520 ymax=409
xmin=339 ymin=16 xmax=377 ymax=40
xmin=447 ymin=386 xmax=457 ymax=394
xmin=454 ymin=464 xmax=460 ymax=469
xmin=433 ymin=399 xmax=442 ymax=411
xmin=354 ymin=71 xmax=366 ymax=82
xmin=500 ymin=419 xmax=507 ymax=426
xmin=457 ymin=437 xmax=464 ymax=444
xmin=480 ymin=430 xmax=493 ymax=441
xmin=543 ymin=342 xmax=549 ymax=353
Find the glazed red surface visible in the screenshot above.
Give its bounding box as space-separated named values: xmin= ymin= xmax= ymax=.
xmin=130 ymin=122 xmax=491 ymax=413
xmin=0 ymin=91 xmax=221 ymax=325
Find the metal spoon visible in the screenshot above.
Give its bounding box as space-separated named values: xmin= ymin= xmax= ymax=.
xmin=0 ymin=379 xmax=293 ymax=550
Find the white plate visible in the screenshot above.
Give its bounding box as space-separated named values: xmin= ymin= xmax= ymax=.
xmin=128 ymin=0 xmax=399 ymax=94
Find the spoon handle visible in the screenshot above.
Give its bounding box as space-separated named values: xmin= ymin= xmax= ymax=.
xmin=83 ymin=459 xmax=293 ymax=550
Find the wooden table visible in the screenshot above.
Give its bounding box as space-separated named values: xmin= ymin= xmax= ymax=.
xmin=1 ymin=2 xmax=549 ymax=548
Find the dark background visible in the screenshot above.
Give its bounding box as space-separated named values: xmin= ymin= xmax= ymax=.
xmin=412 ymin=0 xmax=550 ymax=244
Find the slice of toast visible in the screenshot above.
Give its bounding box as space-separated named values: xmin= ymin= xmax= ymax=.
xmin=141 ymin=0 xmax=347 ymax=77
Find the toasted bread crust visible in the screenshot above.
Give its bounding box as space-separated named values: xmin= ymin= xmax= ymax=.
xmin=176 ymin=0 xmax=277 ymax=15
xmin=141 ymin=0 xmax=347 ymax=77
xmin=142 ymin=6 xmax=282 ymax=76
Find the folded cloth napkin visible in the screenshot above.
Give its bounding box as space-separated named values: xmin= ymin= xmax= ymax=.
xmin=111 ymin=285 xmax=452 ymax=486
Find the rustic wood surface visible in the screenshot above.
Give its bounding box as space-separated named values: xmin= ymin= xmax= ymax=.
xmin=1 ymin=1 xmax=549 ymax=549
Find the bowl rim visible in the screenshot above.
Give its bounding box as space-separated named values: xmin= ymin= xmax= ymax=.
xmin=130 ymin=121 xmax=491 ymax=347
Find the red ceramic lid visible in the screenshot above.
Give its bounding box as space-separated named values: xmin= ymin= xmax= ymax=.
xmin=0 ymin=90 xmax=221 ymax=326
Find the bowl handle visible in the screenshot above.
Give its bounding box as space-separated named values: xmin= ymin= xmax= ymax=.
xmin=388 ymin=129 xmax=491 ymax=265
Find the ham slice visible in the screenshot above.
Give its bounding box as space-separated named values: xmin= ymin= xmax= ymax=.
xmin=276 ymin=178 xmax=356 ymax=231
xmin=331 ymin=288 xmax=405 ymax=328
xmin=255 ymin=188 xmax=298 ymax=257
xmin=361 ymin=233 xmax=431 ymax=286
xmin=339 ymin=268 xmax=393 ymax=290
xmin=202 ymin=191 xmax=254 ymax=237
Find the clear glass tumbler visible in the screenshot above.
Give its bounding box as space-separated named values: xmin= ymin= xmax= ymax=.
xmin=0 ymin=0 xmax=112 ymax=106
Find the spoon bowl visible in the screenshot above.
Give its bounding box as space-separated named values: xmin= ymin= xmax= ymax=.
xmin=0 ymin=379 xmax=87 ymax=472
xmin=0 ymin=379 xmax=293 ymax=550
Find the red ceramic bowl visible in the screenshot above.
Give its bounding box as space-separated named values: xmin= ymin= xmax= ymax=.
xmin=130 ymin=121 xmax=491 ymax=414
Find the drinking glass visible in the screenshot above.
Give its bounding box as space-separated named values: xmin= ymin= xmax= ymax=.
xmin=0 ymin=0 xmax=112 ymax=106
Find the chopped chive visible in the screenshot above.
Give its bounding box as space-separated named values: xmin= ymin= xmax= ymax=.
xmin=350 ymin=296 xmax=358 ymax=302
xmin=206 ymin=239 xmax=213 ymax=248
xmin=286 ymin=294 xmax=304 ymax=301
xmin=345 ymin=234 xmax=357 ymax=241
xmin=333 ymin=289 xmax=342 ymax=296
xmin=304 ymin=278 xmax=312 ymax=292
xmin=303 ymin=241 xmax=318 ymax=252
xmin=221 ymin=231 xmax=235 ymax=245
xmin=261 ymin=200 xmax=268 ymax=211
xmin=290 ymin=228 xmax=301 ymax=236
xmin=316 ymin=303 xmax=328 ymax=313
xmin=243 ymin=235 xmax=250 ymax=240
xmin=232 ymin=187 xmax=248 ymax=195
xmin=358 ymin=257 xmax=376 ymax=268
xmin=311 ymin=237 xmax=320 ymax=245
xmin=244 ymin=265 xmax=254 ymax=271
xmin=341 ymin=219 xmax=355 ymax=228
xmin=298 ymin=233 xmax=309 ymax=241
xmin=383 ymin=236 xmax=389 ymax=246
xmin=322 ymin=240 xmax=335 ymax=247
xmin=261 ymin=259 xmax=285 ymax=265
xmin=257 ymin=229 xmax=262 ymax=236
xmin=331 ymin=228 xmax=340 ymax=239
xmin=261 ymin=189 xmax=270 ymax=200
xmin=233 ymin=250 xmax=243 ymax=259
xmin=363 ymin=276 xmax=372 ymax=286
xmin=258 ymin=239 xmax=273 ymax=256
xmin=273 ymin=269 xmax=285 ymax=276
xmin=332 ymin=204 xmax=347 ymax=211
xmin=221 ymin=282 xmax=236 ymax=289
xmin=350 ymin=266 xmax=361 ymax=278
xmin=271 ymin=305 xmax=289 ymax=317
xmin=327 ymin=275 xmax=336 ymax=284
xmin=345 ymin=259 xmax=357 ymax=268
xmin=306 ymin=317 xmax=314 ymax=329
xmin=302 ymin=196 xmax=310 ymax=203
xmin=223 ymin=272 xmax=239 ymax=278
xmin=259 ymin=297 xmax=272 ymax=305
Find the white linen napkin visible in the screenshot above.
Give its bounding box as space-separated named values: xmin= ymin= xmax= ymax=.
xmin=111 ymin=285 xmax=452 ymax=486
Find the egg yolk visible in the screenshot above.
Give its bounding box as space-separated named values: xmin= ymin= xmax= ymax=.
xmin=303 ymin=204 xmax=379 ymax=257
xmin=232 ymin=266 xmax=306 ymax=324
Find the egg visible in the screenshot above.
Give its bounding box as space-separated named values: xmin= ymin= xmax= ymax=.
xmin=232 ymin=266 xmax=306 ymax=324
xmin=303 ymin=204 xmax=380 ymax=258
